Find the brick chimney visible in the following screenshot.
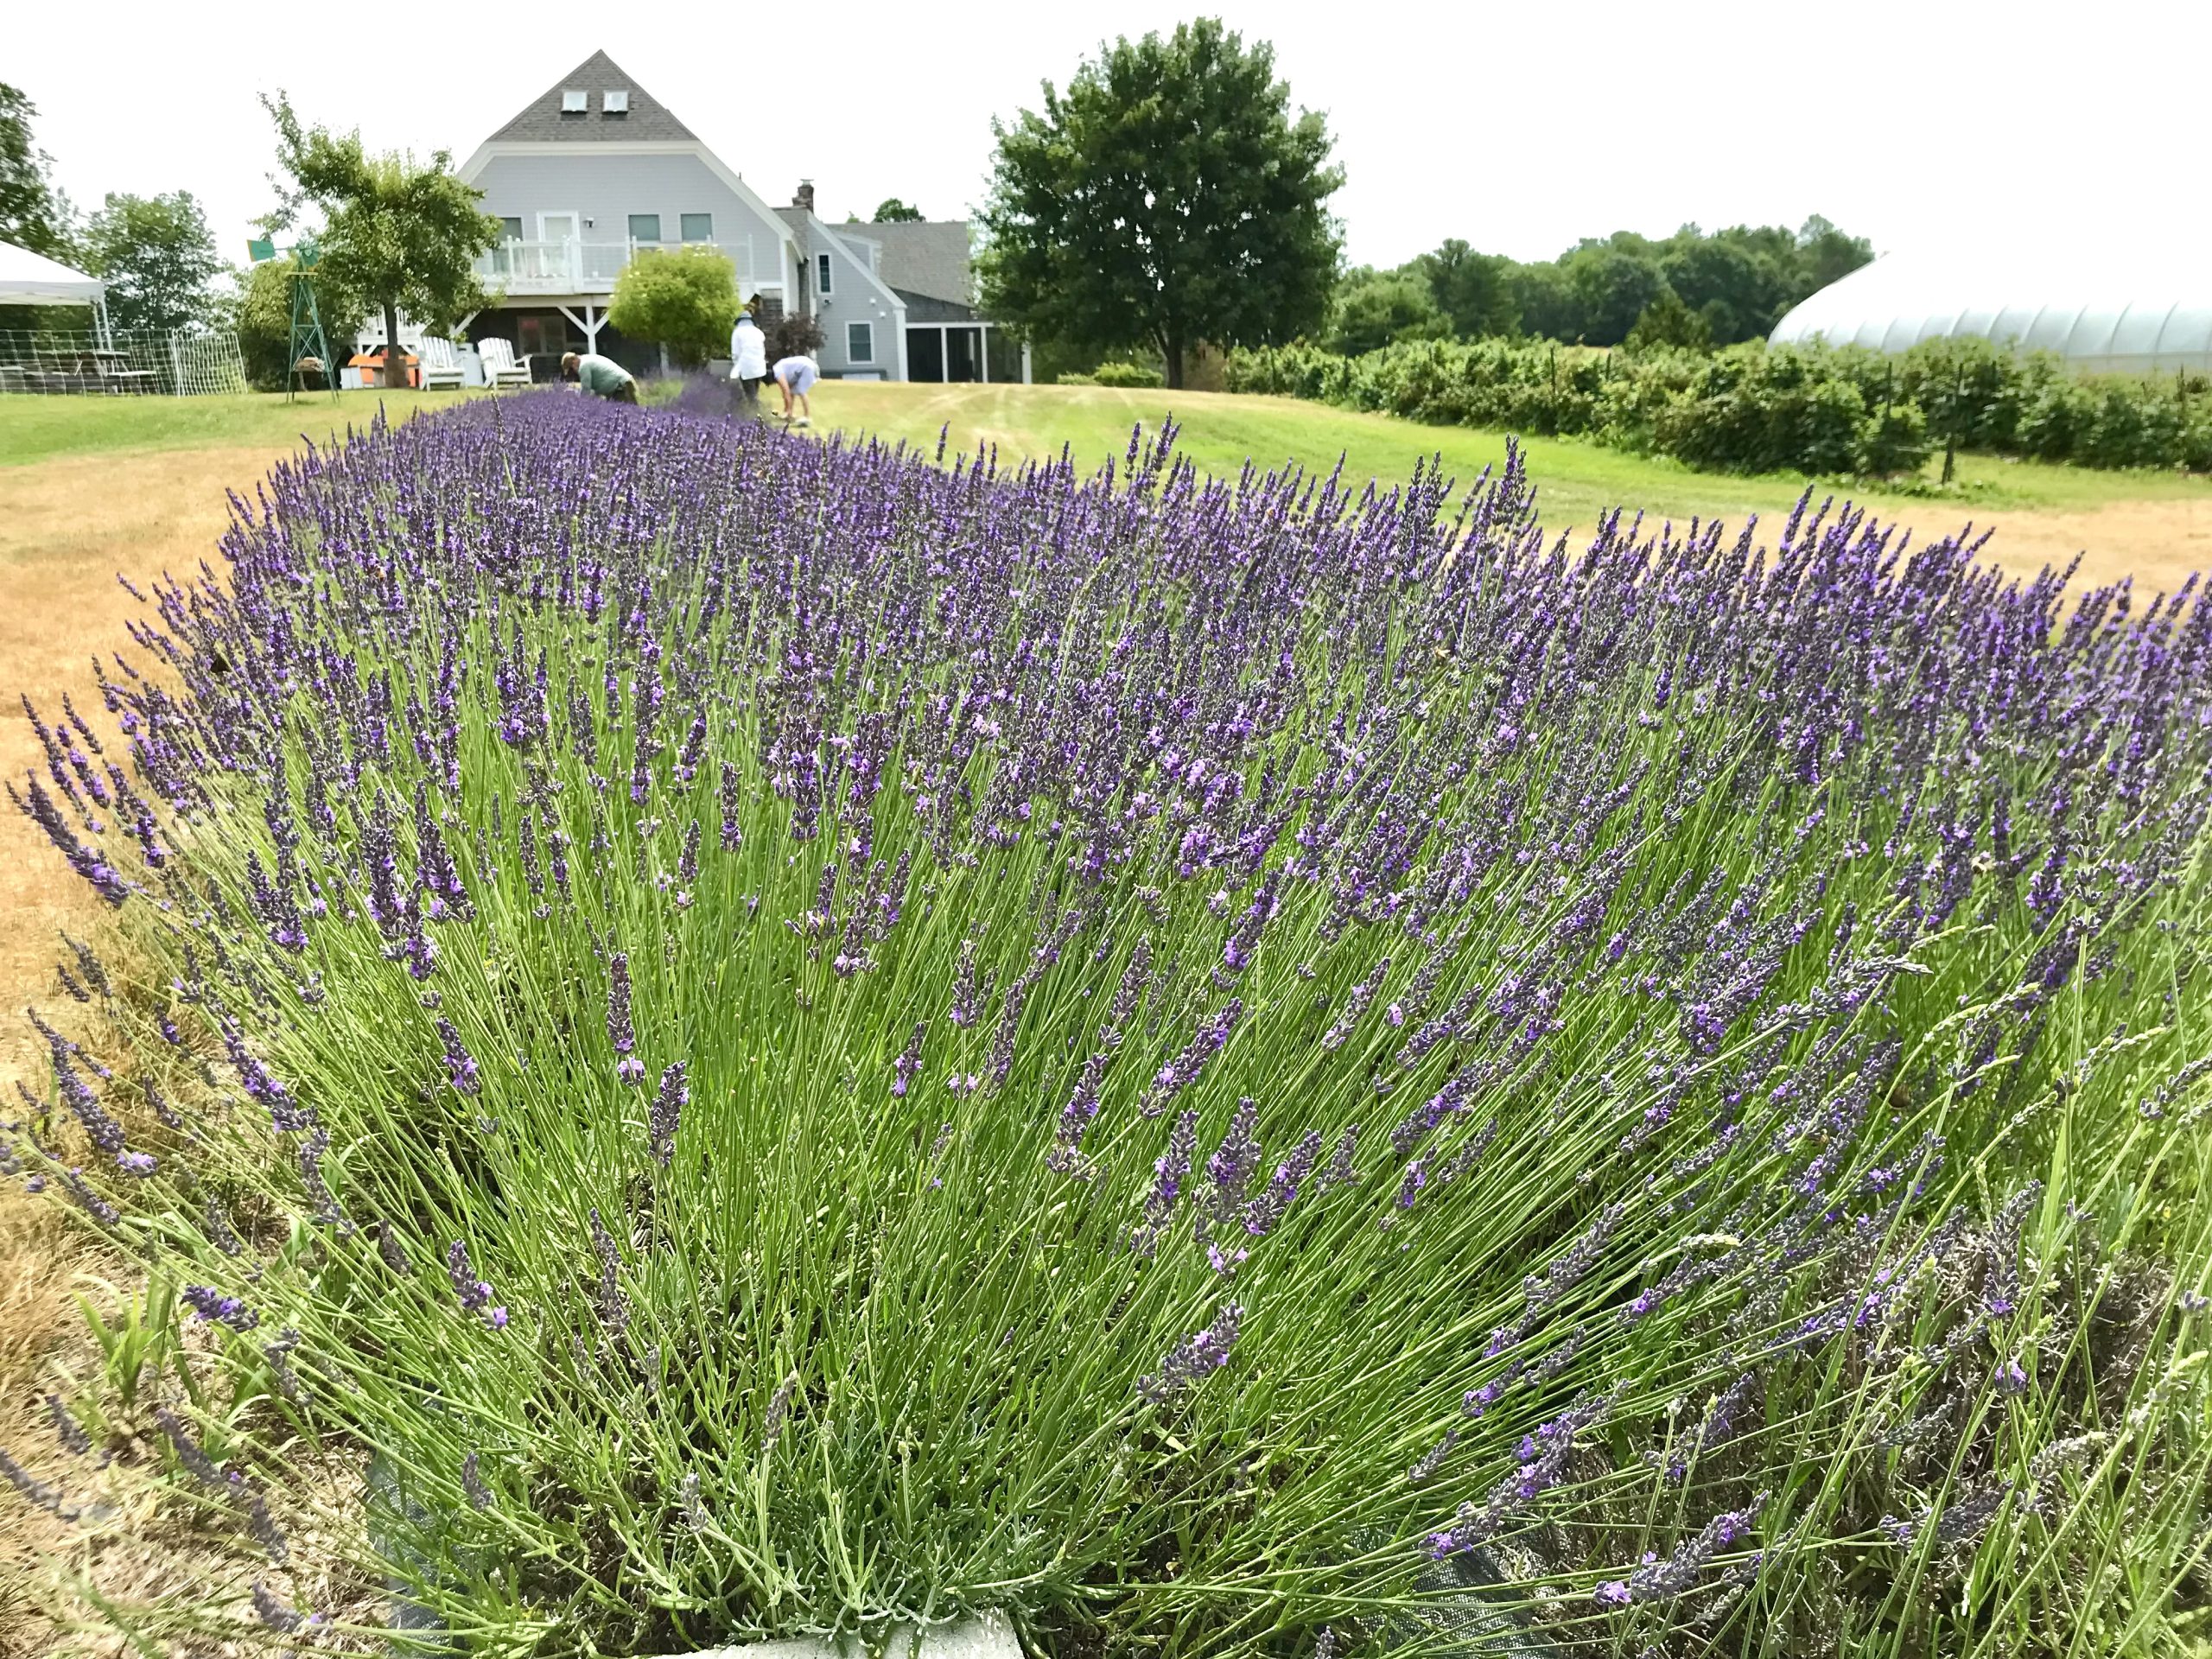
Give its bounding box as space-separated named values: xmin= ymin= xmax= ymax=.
xmin=793 ymin=180 xmax=816 ymax=215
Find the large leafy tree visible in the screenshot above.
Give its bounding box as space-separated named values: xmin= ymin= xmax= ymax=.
xmin=263 ymin=92 xmax=500 ymax=372
xmin=980 ymin=18 xmax=1342 ymax=389
xmin=1 ymin=80 xmax=74 ymax=259
xmin=872 ymin=198 xmax=925 ymax=223
xmin=1414 ymin=238 xmax=1516 ymax=340
xmin=81 ymin=191 xmax=222 ymax=332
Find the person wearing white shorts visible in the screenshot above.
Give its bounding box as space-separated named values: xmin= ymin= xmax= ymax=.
xmin=772 ymin=354 xmax=819 ymax=426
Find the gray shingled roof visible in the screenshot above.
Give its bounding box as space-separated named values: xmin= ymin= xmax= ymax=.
xmin=860 ymin=221 xmax=974 ymax=308
xmin=487 ymin=51 xmax=696 ymax=143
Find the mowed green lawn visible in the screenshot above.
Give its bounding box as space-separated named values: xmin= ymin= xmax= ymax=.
xmin=6 ymin=382 xmax=2209 ymax=570
xmin=810 ymin=381 xmax=2212 ymax=527
xmin=0 ymin=388 xmax=493 ymax=467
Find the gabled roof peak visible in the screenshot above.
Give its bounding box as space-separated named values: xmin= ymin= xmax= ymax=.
xmin=486 ymin=50 xmax=696 ymax=143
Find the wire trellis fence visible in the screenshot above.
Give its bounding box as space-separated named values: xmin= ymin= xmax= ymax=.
xmin=0 ymin=327 xmax=249 ymax=397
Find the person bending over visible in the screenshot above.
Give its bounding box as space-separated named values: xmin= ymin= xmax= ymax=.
xmin=563 ymin=351 xmax=638 ymax=404
xmin=772 ymin=353 xmax=819 ymax=426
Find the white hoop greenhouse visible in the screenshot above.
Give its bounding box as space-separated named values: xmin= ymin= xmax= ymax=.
xmin=1770 ymin=251 xmax=2212 ymax=376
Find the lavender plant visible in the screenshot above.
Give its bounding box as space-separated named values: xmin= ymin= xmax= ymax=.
xmin=9 ymin=397 xmax=2211 ymax=1657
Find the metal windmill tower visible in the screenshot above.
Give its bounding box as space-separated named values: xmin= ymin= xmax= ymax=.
xmin=246 ymin=234 xmax=340 ymax=402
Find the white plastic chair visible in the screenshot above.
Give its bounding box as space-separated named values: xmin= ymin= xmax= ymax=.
xmin=418 ymin=335 xmax=466 ymax=391
xmin=477 ymin=337 xmax=532 ymax=391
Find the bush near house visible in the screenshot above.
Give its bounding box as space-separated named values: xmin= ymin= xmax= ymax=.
xmin=608 ymin=244 xmax=741 ymax=370
xmin=1227 ymin=336 xmax=2212 ymax=477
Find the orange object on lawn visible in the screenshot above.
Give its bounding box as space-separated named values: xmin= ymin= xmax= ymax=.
xmin=347 ymin=349 xmax=420 ymax=389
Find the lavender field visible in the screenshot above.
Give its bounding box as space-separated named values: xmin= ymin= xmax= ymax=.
xmin=10 ymin=393 xmax=2212 ymax=1656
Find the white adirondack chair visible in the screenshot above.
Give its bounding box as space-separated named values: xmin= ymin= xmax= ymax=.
xmin=478 ymin=337 xmax=532 ymax=391
xmin=418 ymin=334 xmax=466 ymax=391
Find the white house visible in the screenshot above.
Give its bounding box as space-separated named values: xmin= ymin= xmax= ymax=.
xmin=437 ymin=50 xmax=1024 ymax=384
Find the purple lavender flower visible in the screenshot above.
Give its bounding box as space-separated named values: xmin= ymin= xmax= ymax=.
xmin=648 ymin=1061 xmax=688 ymax=1167
xmin=1139 ymin=1301 xmax=1244 ymax=1402
xmin=446 ymin=1240 xmax=507 ymax=1328
xmin=607 ymin=950 xmax=641 ymax=1083
xmin=891 ymin=1021 xmax=925 ymax=1097
xmin=437 ymin=1017 xmax=480 ymax=1096
xmin=183 ymin=1285 xmax=261 ymax=1331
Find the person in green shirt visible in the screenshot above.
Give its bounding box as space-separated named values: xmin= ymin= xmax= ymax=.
xmin=562 ymin=351 xmax=638 ymax=403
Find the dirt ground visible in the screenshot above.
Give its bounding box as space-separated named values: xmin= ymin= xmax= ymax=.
xmin=0 ymin=440 xmax=2208 ymax=1648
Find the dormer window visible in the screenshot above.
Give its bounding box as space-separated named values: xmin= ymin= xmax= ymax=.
xmin=602 ymin=90 xmax=629 ymax=115
xmin=560 ymin=89 xmax=588 ymax=114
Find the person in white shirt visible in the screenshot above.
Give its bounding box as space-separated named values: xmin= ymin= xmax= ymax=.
xmin=728 ymin=311 xmax=767 ymax=412
xmin=772 ymin=354 xmax=819 ymax=426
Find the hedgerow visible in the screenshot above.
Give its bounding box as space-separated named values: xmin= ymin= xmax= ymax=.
xmin=1225 ymin=336 xmax=2212 ymax=478
xmin=9 ymin=397 xmax=2211 ymax=1657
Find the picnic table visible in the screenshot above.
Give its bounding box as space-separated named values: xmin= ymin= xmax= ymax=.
xmin=0 ymin=346 xmax=158 ymax=394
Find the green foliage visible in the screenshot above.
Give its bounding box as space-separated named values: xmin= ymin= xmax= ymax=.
xmin=1054 ymin=372 xmax=1097 ymax=385
xmin=608 ymin=245 xmax=741 ymax=368
xmin=872 ymin=198 xmax=925 ymax=223
xmin=1327 ymin=266 xmax=1449 ymax=357
xmin=1412 ymin=238 xmax=1516 ymax=339
xmin=0 ymin=79 xmax=74 ymax=259
xmin=1089 ymin=359 xmax=1164 ymax=388
xmin=231 ymin=254 xmax=365 ymax=391
xmin=262 ymin=91 xmax=500 ymax=367
xmin=79 ymin=191 xmax=222 ymax=333
xmin=981 ymin=18 xmax=1342 ymax=388
xmin=1624 ymin=289 xmax=1713 ymax=355
xmin=765 ymin=309 xmax=825 ymax=364
xmin=1231 ymin=334 xmax=2212 ymax=477
xmin=1331 ymin=219 xmax=1875 ymax=356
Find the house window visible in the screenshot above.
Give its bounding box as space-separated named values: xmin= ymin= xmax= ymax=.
xmin=560 ymin=89 xmax=587 ymax=114
xmin=846 ymin=321 xmax=874 ymax=364
xmin=817 ymin=252 xmax=833 ymax=296
xmin=602 ymin=90 xmax=629 ymax=115
xmin=499 ymin=217 xmax=523 ymax=242
xmin=627 ymin=213 xmax=661 ymax=244
xmin=679 ymin=213 xmax=714 ymax=243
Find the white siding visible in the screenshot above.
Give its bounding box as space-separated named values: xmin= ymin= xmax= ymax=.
xmin=792 ymin=219 xmax=907 ymax=378
xmin=473 ymin=151 xmax=787 ymax=296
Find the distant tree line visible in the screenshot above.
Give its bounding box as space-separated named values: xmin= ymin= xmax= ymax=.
xmin=1327 ymin=219 xmax=1874 ymax=357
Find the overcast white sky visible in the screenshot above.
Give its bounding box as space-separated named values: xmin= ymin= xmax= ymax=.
xmin=12 ymin=0 xmax=2211 ymax=271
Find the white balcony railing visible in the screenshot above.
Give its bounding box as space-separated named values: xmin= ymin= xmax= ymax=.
xmin=476 ymin=239 xmax=753 ymax=296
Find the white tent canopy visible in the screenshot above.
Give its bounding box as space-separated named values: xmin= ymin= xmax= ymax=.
xmin=0 ymin=239 xmax=105 ymax=308
xmin=1771 ymin=250 xmax=2212 ymax=377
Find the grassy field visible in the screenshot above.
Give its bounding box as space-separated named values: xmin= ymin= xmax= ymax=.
xmin=0 ymin=386 xmax=490 ymax=467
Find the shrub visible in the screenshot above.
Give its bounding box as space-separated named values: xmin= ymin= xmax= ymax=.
xmin=1090 ymin=359 xmax=1165 ymax=388
xmin=12 ymin=404 xmax=2210 ymax=1659
xmin=1055 ymin=372 xmax=1098 ymax=385
xmin=608 ymin=245 xmax=741 ymax=369
xmin=1229 ymin=335 xmax=2211 ymax=477
xmin=765 ymin=308 xmax=825 ymax=364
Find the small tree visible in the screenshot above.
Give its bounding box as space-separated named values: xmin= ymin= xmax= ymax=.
xmin=766 ymin=310 xmax=824 ymax=364
xmin=608 ymin=245 xmax=740 ymax=368
xmin=81 ymin=191 xmax=222 ymax=333
xmin=263 ymin=92 xmax=499 ymax=378
xmin=1624 ymin=290 xmax=1713 ymax=354
xmin=872 ymin=198 xmax=925 ymax=223
xmin=981 ymin=19 xmax=1342 ymax=389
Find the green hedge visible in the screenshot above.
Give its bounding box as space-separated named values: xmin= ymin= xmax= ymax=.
xmin=1224 ymin=335 xmax=2212 ymax=477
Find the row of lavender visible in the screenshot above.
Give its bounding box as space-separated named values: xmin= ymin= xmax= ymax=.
xmin=10 ymin=394 xmax=2211 ymax=1656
